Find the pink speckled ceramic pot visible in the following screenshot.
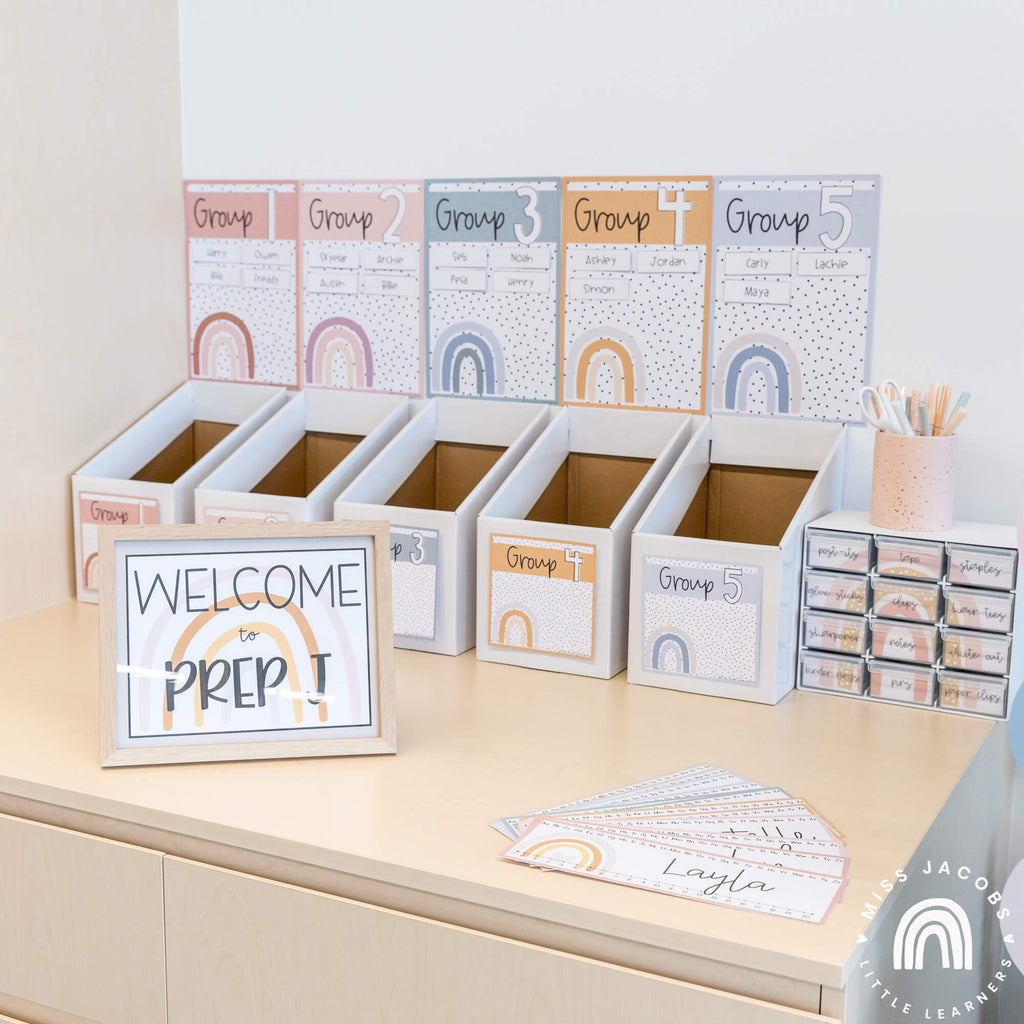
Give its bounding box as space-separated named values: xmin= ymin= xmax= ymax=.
xmin=870 ymin=432 xmax=957 ymax=532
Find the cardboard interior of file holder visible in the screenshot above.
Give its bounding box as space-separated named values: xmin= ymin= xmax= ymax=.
xmin=526 ymin=453 xmax=655 ymax=530
xmin=675 ymin=464 xmax=815 ymax=546
xmin=131 ymin=420 xmax=235 ymax=484
xmin=387 ymin=441 xmax=506 ymax=512
xmin=252 ymin=431 xmax=364 ymax=498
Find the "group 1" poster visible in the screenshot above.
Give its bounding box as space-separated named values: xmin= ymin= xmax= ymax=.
xmin=185 ymin=182 xmax=299 ymax=387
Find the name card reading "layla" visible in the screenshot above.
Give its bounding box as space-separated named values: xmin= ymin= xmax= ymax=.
xmin=99 ymin=522 xmax=395 ymax=766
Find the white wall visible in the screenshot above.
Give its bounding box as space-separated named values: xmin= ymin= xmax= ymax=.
xmin=0 ymin=0 xmax=185 ymax=619
xmin=179 ymin=0 xmax=1024 ymax=525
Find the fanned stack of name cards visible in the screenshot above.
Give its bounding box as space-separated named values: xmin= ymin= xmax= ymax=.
xmin=493 ymin=764 xmax=848 ymax=924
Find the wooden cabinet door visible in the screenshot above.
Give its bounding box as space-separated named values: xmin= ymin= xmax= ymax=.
xmin=0 ymin=813 xmax=165 ymax=1024
xmin=165 ymin=857 xmax=835 ymax=1024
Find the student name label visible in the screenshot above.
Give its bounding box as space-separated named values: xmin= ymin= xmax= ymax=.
xmin=641 ymin=556 xmax=762 ymax=686
xmin=115 ymin=539 xmax=377 ymax=745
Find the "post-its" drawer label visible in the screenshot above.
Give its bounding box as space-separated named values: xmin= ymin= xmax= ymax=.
xmin=804 ymin=529 xmax=872 ymax=573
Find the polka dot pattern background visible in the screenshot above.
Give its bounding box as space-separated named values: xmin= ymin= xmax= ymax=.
xmin=562 ymin=243 xmax=706 ymax=410
xmin=710 ymin=246 xmax=872 ymax=422
xmin=642 ymin=592 xmax=759 ymax=685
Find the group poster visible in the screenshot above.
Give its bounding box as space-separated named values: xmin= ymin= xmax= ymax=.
xmin=426 ymin=179 xmax=560 ymax=402
xmin=708 ymin=175 xmax=881 ymax=421
xmin=299 ymin=181 xmax=424 ymax=396
xmin=560 ymin=176 xmax=713 ymax=413
xmin=185 ymin=182 xmax=299 ymax=388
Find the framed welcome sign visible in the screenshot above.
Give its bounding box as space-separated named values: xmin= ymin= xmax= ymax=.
xmin=99 ymin=521 xmax=395 ymax=766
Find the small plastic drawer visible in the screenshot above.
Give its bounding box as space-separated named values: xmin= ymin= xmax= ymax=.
xmin=941 ymin=628 xmax=1011 ymax=676
xmin=802 ymin=610 xmax=869 ymax=656
xmin=870 ymin=577 xmax=942 ymax=623
xmin=799 ymin=651 xmax=866 ymax=695
xmin=946 ymin=543 xmax=1018 ymax=591
xmin=938 ymin=671 xmax=1008 ymax=718
xmin=868 ymin=659 xmax=937 ymax=706
xmin=944 ymin=586 xmax=1015 ymax=633
xmin=804 ymin=529 xmax=872 ymax=574
xmin=803 ymin=569 xmax=869 ymax=614
xmin=870 ymin=619 xmax=939 ymax=665
xmin=874 ymin=536 xmax=945 ymax=581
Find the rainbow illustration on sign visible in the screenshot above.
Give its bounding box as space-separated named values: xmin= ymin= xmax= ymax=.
xmin=565 ymin=326 xmax=645 ymax=405
xmin=430 ymin=320 xmax=505 ymax=396
xmin=495 ymin=607 xmax=534 ymax=649
xmin=713 ymin=332 xmax=801 ymax=414
xmin=646 ymin=630 xmax=694 ymax=674
xmin=305 ymin=316 xmax=374 ymax=388
xmin=192 ymin=312 xmax=255 ymax=381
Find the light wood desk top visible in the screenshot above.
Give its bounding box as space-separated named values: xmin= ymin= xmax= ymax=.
xmin=0 ymin=601 xmax=994 ymax=991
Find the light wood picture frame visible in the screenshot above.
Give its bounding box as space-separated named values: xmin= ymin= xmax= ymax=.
xmin=99 ymin=521 xmax=395 ymax=766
